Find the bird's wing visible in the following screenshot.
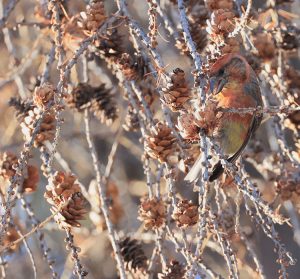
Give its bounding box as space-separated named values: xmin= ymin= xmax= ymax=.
xmin=228 ymin=113 xmax=261 ymax=163
xmin=209 ymin=114 xmax=261 ymax=181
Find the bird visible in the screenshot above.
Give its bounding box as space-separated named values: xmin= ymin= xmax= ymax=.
xmin=185 ymin=53 xmax=263 ymax=183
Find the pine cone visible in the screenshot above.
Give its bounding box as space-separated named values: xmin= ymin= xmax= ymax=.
xmin=172 ymin=199 xmax=198 ymax=228
xmin=9 ymin=97 xmax=34 ymax=122
xmin=94 ymin=29 xmax=124 ymax=59
xmin=20 ymin=107 xmax=56 ymax=147
xmin=123 ymin=105 xmax=140 ymax=132
xmin=144 ymin=122 xmax=177 ymax=163
xmin=91 ymin=84 xmax=118 ymax=125
xmin=116 ymin=53 xmax=148 ymax=81
xmin=67 ymin=83 xmax=95 ymax=112
xmin=159 ymin=260 xmax=186 ymax=279
xmin=78 ymin=0 xmax=107 ymax=33
xmin=33 ymin=83 xmax=55 ymax=109
xmin=44 ymin=171 xmax=87 ymax=229
xmin=162 ymin=68 xmax=191 ymax=112
xmin=0 ymin=152 xmax=39 ymax=193
xmin=253 ymin=33 xmax=276 ymax=61
xmin=206 ymin=0 xmax=234 ymax=10
xmin=119 ymin=237 xmax=148 ymax=275
xmin=207 ymin=9 xmax=236 ymax=36
xmin=138 ymin=197 xmax=166 ymax=230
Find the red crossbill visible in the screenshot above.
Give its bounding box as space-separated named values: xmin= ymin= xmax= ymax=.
xmin=185 ymin=53 xmax=263 ymax=182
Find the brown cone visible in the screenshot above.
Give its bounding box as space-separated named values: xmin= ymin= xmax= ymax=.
xmin=119 ymin=237 xmax=148 ymax=275
xmin=172 ymin=199 xmax=198 ymax=228
xmin=44 ymin=171 xmax=87 ymax=229
xmin=138 ymin=197 xmax=166 ymax=230
xmin=144 ymin=122 xmax=177 ymax=163
xmin=162 ymin=68 xmax=191 ymax=112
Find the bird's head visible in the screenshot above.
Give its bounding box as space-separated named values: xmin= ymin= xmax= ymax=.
xmin=209 ymin=54 xmax=251 ymax=95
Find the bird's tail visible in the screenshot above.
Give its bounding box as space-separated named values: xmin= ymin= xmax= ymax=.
xmin=208 ymin=161 xmax=224 ymax=182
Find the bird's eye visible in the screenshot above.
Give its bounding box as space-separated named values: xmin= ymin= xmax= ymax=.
xmin=219 ymin=69 xmax=225 ymax=76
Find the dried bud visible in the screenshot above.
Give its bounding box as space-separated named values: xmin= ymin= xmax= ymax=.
xmin=119 ymin=237 xmax=148 ymax=275
xmin=144 ymin=122 xmax=177 ymax=163
xmin=44 ymin=171 xmax=87 ymax=229
xmin=162 ymin=68 xmax=191 ymax=111
xmin=33 ymin=83 xmax=55 ymax=109
xmin=172 ymin=199 xmax=198 ymax=228
xmin=138 ymin=197 xmax=166 ymax=230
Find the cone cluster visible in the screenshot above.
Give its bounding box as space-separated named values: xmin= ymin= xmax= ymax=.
xmin=44 ymin=171 xmax=87 ymax=229
xmin=138 ymin=197 xmax=166 ymax=230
